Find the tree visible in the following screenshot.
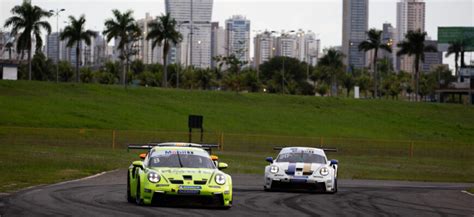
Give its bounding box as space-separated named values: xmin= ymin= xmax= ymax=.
xmin=445 ymin=40 xmax=464 ymax=77
xmin=318 ymin=49 xmax=345 ymax=96
xmin=5 ymin=42 xmax=13 ymax=59
xmin=147 ymin=13 xmax=183 ymax=88
xmin=341 ymin=73 xmax=356 ymax=97
xmin=130 ymin=59 xmax=145 ymax=75
xmin=397 ymin=30 xmax=437 ymax=101
xmin=359 ymin=28 xmax=392 ymax=98
xmin=103 ymin=9 xmax=140 ymax=86
xmin=60 ymin=15 xmax=97 ymax=83
xmin=31 ymin=52 xmax=54 ymax=81
xmin=4 ymin=0 xmax=51 ymax=80
xmin=58 ymin=61 xmax=73 ymax=82
xmin=260 ymin=56 xmax=306 ymax=94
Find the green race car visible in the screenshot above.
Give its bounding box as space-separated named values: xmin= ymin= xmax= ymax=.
xmin=127 ymin=142 xmax=232 ymax=208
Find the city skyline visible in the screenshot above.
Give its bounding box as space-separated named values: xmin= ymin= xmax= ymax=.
xmin=1 ymin=0 xmax=473 ymax=68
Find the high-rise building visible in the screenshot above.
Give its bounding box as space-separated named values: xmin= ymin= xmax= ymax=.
xmin=253 ymin=30 xmax=321 ymax=68
xmin=137 ymin=13 xmax=162 ymax=64
xmin=165 ymin=0 xmax=213 ymax=68
xmin=253 ymin=31 xmax=275 ymax=67
xmin=422 ymin=40 xmax=443 ymax=72
xmin=225 ymin=15 xmax=251 ymax=64
xmin=397 ymin=0 xmax=425 ymax=73
xmin=92 ymin=33 xmax=107 ymax=67
xmin=46 ymin=33 xmax=61 ymax=63
xmin=211 ymin=22 xmax=226 ymax=68
xmin=342 ymin=0 xmax=369 ymax=70
xmin=303 ymin=31 xmax=320 ymax=66
xmin=276 ymin=33 xmax=297 ymax=58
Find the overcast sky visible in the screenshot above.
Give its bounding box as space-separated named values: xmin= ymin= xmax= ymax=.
xmin=1 ymin=0 xmax=473 ymax=64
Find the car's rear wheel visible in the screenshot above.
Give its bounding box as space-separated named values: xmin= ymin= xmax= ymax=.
xmin=135 ymin=176 xmax=142 ymax=205
xmin=127 ymin=171 xmax=133 ymax=203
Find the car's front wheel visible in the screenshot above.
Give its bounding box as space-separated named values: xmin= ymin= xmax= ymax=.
xmin=135 ymin=176 xmax=142 ymax=205
xmin=127 ymin=171 xmax=133 ymax=203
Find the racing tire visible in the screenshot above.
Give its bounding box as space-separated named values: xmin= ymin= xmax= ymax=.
xmin=135 ymin=176 xmax=143 ymax=205
xmin=263 ymin=185 xmax=271 ymax=192
xmin=328 ymin=178 xmax=338 ymax=194
xmin=127 ymin=171 xmax=133 ymax=203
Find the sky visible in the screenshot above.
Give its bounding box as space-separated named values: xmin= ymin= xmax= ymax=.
xmin=1 ymin=0 xmax=473 ymax=65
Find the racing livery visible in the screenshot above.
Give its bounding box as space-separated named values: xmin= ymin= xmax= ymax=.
xmin=264 ymin=147 xmax=338 ymax=193
xmin=127 ymin=143 xmax=232 ymax=208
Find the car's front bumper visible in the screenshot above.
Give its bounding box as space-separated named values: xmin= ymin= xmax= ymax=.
xmin=265 ymin=174 xmax=335 ymax=192
xmin=141 ymin=182 xmax=232 ymax=206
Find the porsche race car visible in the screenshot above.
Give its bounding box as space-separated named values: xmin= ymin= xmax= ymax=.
xmin=264 ymin=147 xmax=338 ymax=193
xmin=127 ymin=142 xmax=232 ymax=208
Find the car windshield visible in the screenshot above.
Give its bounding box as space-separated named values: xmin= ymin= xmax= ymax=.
xmin=148 ymin=150 xmax=215 ymax=169
xmin=276 ymin=152 xmax=326 ymax=164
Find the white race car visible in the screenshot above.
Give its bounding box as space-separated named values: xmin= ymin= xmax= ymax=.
xmin=264 ymin=147 xmax=338 ymax=193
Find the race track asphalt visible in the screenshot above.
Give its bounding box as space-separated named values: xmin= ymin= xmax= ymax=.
xmin=1 ymin=170 xmax=473 ymax=217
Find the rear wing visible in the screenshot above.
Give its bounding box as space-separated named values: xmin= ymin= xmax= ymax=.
xmin=127 ymin=142 xmax=220 ymax=154
xmin=273 ymin=146 xmax=338 ymax=152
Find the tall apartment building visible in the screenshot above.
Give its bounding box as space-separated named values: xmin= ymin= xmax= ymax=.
xmin=342 ymin=0 xmax=369 ymax=70
xmin=136 ymin=13 xmax=162 ymax=64
xmin=211 ymin=22 xmax=226 ymax=68
xmin=225 ymin=15 xmax=251 ymax=64
xmin=397 ymin=0 xmax=425 ymax=73
xmin=422 ymin=40 xmax=443 ymax=72
xmin=253 ymin=30 xmax=321 ymax=68
xmin=165 ymin=0 xmax=213 ymax=68
xmin=276 ymin=33 xmax=297 ymax=58
xmin=253 ymin=31 xmax=275 ymax=67
xmin=303 ymin=31 xmax=320 ymax=66
xmin=46 ymin=33 xmax=61 ymax=63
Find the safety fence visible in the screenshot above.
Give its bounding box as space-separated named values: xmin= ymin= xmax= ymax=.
xmin=0 ymin=126 xmax=472 ymax=160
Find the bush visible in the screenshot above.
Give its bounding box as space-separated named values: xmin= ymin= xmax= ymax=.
xmin=316 ymin=83 xmax=329 ymax=96
xmin=139 ymin=71 xmax=160 ymax=87
xmin=94 ymin=71 xmax=117 ymax=84
xmin=80 ymin=68 xmax=94 ymax=83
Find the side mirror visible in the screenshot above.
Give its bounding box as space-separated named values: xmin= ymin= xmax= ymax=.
xmin=139 ymin=153 xmax=147 ymax=160
xmin=218 ymin=162 xmax=228 ymax=170
xmin=211 ymin=155 xmax=219 ymax=161
xmin=132 ymin=161 xmax=144 ymax=169
xmin=330 ymin=159 xmax=338 ymax=165
xmin=266 ymin=157 xmax=273 ymax=163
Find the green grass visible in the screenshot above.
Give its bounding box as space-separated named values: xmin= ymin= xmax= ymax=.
xmin=0 ymin=80 xmax=473 ymax=192
xmin=1 ymin=80 xmax=473 ymax=141
xmin=467 ymin=187 xmax=474 ymax=194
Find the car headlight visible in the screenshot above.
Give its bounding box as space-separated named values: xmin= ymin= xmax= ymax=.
xmin=319 ymin=167 xmax=329 ymax=176
xmin=215 ymin=174 xmax=226 ymax=185
xmin=147 ymin=172 xmax=160 ymax=183
xmin=270 ymin=165 xmax=279 ymax=174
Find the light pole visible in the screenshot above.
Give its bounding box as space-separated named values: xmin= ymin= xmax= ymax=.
xmin=198 ymin=40 xmax=202 ymax=68
xmin=49 ymin=8 xmax=66 ymax=83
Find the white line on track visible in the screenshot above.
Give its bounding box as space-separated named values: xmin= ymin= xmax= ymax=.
xmin=49 ymin=169 xmax=118 ymax=187
xmin=461 ymin=190 xmax=474 ymax=197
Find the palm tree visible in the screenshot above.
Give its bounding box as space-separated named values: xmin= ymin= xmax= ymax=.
xmin=4 ymin=0 xmax=51 ymax=80
xmin=103 ymin=9 xmax=139 ymax=85
xmin=5 ymin=42 xmax=13 ymax=59
xmin=60 ymin=15 xmax=97 ymax=82
xmin=359 ymin=28 xmax=392 ymax=98
xmin=318 ymin=48 xmax=345 ymax=96
xmin=147 ymin=13 xmax=182 ymax=88
xmin=397 ymin=30 xmax=437 ymax=101
xmin=445 ymin=40 xmax=462 ymax=77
